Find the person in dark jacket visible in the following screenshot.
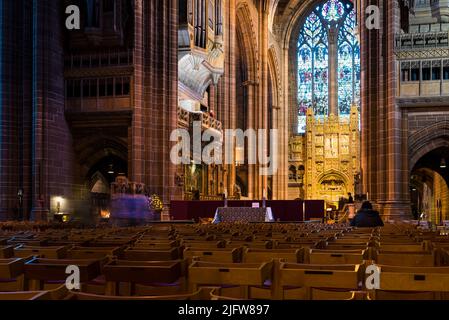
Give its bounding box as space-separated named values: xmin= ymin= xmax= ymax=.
xmin=348 ymin=193 xmax=354 ymax=204
xmin=350 ymin=201 xmax=384 ymax=228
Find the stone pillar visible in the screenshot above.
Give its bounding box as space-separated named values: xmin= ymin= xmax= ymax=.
xmin=131 ymin=0 xmax=181 ymax=211
xmin=360 ymin=0 xmax=411 ymax=220
xmin=216 ymin=0 xmax=236 ymax=197
xmin=1 ymin=0 xmax=71 ymax=222
xmin=256 ymin=1 xmax=270 ymax=199
xmin=130 ymin=0 xmax=145 ymax=184
xmin=0 ymin=0 xmax=26 ymax=221
xmin=30 ymin=0 xmax=70 ymax=221
xmin=246 ymin=82 xmax=256 ymax=199
xmin=382 ymin=0 xmax=411 ymax=220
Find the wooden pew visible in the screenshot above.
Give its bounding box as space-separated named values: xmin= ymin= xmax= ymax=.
xmin=0 ymin=246 xmax=14 ymax=259
xmin=0 ymin=285 xmax=68 ymax=300
xmin=277 ymin=263 xmax=364 ymax=300
xmin=242 ymin=248 xmax=303 ymax=263
xmin=0 ymin=258 xmax=25 ymax=291
xmin=183 ymin=248 xmax=243 ymax=263
xmin=103 ymin=260 xmax=187 ymax=296
xmin=370 ymin=265 xmax=449 ymax=300
xmin=309 ymin=249 xmax=368 ymax=265
xmin=121 ymin=247 xmax=180 ymax=261
xmin=66 ymin=246 xmax=124 ymax=261
xmin=182 ymin=240 xmax=225 ymax=249
xmin=188 ymin=261 xmax=273 ymax=299
xmin=226 ymin=240 xmax=273 ymax=249
xmin=14 ymin=245 xmax=69 ymax=259
xmin=378 ymin=242 xmax=426 ymax=252
xmin=310 ymin=289 xmax=368 ymax=300
xmin=24 ymin=258 xmax=102 ymax=291
xmin=374 ymin=250 xmax=436 ymax=267
xmin=8 ymin=239 xmax=49 ymax=247
xmin=133 ymin=240 xmax=179 ymax=249
xmin=66 ymin=287 xmax=215 ymax=300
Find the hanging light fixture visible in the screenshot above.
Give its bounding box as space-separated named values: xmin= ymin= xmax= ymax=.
xmin=108 ymin=164 xmax=115 ymax=174
xmin=440 ymin=158 xmax=447 ymax=169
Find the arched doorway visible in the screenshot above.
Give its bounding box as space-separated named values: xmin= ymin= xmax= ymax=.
xmin=88 ymin=155 xmax=128 ymax=221
xmin=410 ymin=147 xmax=449 ymax=224
xmin=74 ymin=136 xmax=128 ymax=222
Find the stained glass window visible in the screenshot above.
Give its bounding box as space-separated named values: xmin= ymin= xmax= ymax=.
xmin=322 ymin=0 xmax=344 ymax=22
xmin=297 ymin=0 xmax=360 ymax=133
xmin=338 ymin=9 xmax=360 ymax=116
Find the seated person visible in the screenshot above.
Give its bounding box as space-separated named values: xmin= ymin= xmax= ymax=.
xmin=350 ymin=201 xmax=384 ymax=228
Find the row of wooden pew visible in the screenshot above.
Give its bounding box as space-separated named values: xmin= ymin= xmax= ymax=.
xmin=0 ymin=222 xmax=449 ymax=300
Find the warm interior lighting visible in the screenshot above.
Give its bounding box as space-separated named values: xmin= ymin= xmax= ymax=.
xmin=100 ymin=210 xmax=111 ymax=219
xmin=441 ymin=158 xmax=447 ymax=169
xmin=53 ymin=196 xmax=64 ymax=214
xmin=235 ymin=147 xmax=244 ymax=166
xmin=108 ymin=164 xmax=115 ymax=174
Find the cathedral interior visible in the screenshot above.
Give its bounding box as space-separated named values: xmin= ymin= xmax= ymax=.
xmin=3 ymin=0 xmax=449 ymax=305
xmin=1 ymin=0 xmax=449 ymax=225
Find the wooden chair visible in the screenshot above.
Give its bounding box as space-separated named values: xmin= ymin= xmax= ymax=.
xmin=374 ymin=250 xmax=436 ymax=267
xmin=378 ymin=242 xmax=426 ymax=252
xmin=66 ymin=287 xmax=216 ymax=300
xmin=324 ymin=243 xmax=371 ymax=251
xmin=277 ymin=263 xmax=364 ymax=300
xmin=0 ymin=285 xmax=68 ymax=300
xmin=210 ymin=290 xmax=248 ymax=300
xmin=85 ymin=239 xmax=134 ymax=247
xmin=23 ymin=258 xmax=102 ymax=291
xmin=0 ymin=258 xmax=25 ymax=291
xmin=0 ymin=246 xmax=14 ymax=259
xmin=226 ymin=240 xmax=273 ymax=249
xmin=369 ymin=265 xmax=449 ymax=300
xmin=133 ymin=240 xmax=179 ymax=249
xmin=8 ymin=239 xmax=49 ymax=247
xmin=67 ymin=246 xmax=124 ymax=261
xmin=14 ymin=245 xmax=69 ymax=259
xmin=183 ymin=247 xmax=243 ymax=263
xmin=242 ymin=248 xmax=303 ymax=263
xmin=103 ymin=259 xmax=187 ymax=296
xmin=310 ymin=288 xmax=368 ymax=300
xmin=308 ymin=249 xmax=368 ymax=265
xmin=120 ymin=247 xmax=180 ymax=261
xmin=188 ymin=261 xmax=273 ymax=299
xmin=182 ymin=240 xmax=226 ymax=249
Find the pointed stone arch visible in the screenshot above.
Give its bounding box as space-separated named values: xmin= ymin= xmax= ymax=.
xmin=236 ymin=3 xmax=259 ymax=84
xmin=409 ymin=121 xmax=449 ymax=172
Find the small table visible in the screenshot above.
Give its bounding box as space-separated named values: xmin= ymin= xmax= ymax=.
xmin=213 ymin=207 xmax=274 ymax=224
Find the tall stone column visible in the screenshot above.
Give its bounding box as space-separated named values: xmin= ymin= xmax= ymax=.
xmin=217 ymin=0 xmax=237 ymax=197
xmin=0 ymin=1 xmax=26 ymax=221
xmin=253 ymin=0 xmax=270 ymax=200
xmin=1 ymin=0 xmax=70 ymax=222
xmin=30 ymin=0 xmax=70 ymax=221
xmin=359 ymin=0 xmax=411 ymax=219
xmin=130 ymin=0 xmax=145 ymax=184
xmin=246 ymin=82 xmax=256 ymax=199
xmin=382 ymin=0 xmax=411 ymax=219
xmin=131 ymin=0 xmax=180 ymax=211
